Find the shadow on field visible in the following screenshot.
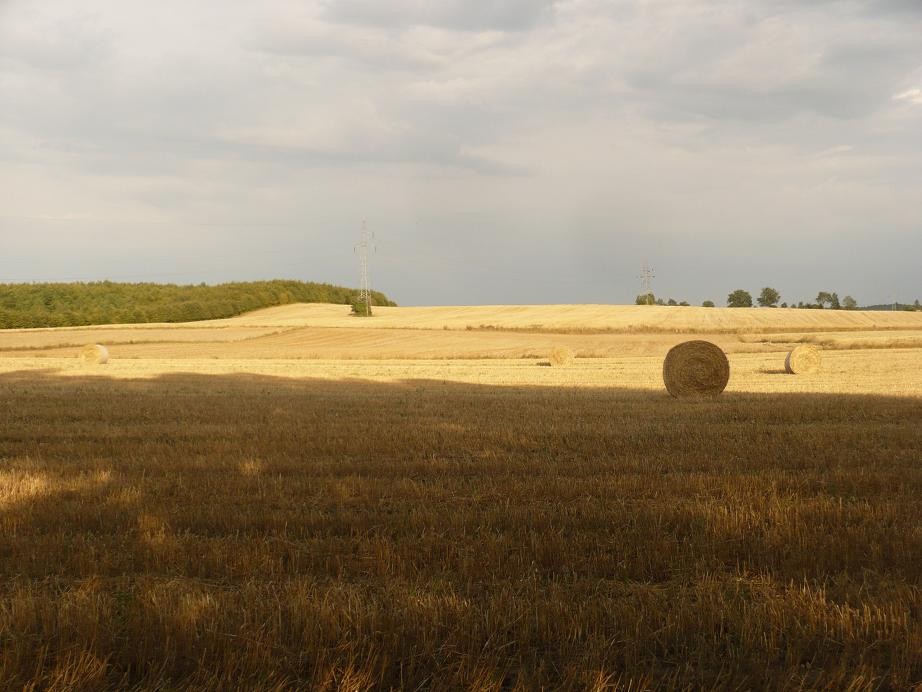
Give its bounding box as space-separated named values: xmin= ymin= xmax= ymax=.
xmin=0 ymin=368 xmax=921 ymax=690
xmin=758 ymin=367 xmax=790 ymax=375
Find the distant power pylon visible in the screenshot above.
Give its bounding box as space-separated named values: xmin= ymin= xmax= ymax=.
xmin=355 ymin=220 xmax=375 ymax=316
xmin=639 ymin=261 xmax=655 ymax=305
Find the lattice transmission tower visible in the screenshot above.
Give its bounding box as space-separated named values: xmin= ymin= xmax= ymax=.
xmin=639 ymin=261 xmax=655 ymax=305
xmin=355 ymin=220 xmax=375 ymax=316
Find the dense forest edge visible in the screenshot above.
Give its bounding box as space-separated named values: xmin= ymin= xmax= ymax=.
xmin=0 ymin=280 xmax=396 ymax=329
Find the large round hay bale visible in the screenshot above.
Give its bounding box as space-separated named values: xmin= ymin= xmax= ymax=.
xmin=785 ymin=344 xmax=821 ymax=374
xmin=548 ymin=347 xmax=574 ymax=367
xmin=80 ymin=344 xmax=109 ymax=365
xmin=662 ymin=340 xmax=729 ymax=398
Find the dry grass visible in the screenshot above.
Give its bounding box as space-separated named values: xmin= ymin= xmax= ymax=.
xmin=0 ymin=368 xmax=920 ymax=689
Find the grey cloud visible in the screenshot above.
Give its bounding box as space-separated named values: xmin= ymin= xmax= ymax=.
xmin=0 ymin=12 xmax=110 ymax=70
xmin=631 ymin=68 xmax=903 ymax=125
xmin=621 ymin=10 xmax=922 ymax=125
xmin=859 ymin=0 xmax=922 ymax=15
xmin=765 ymin=0 xmax=922 ymax=16
xmin=209 ymin=131 xmax=530 ymax=176
xmin=0 ymin=0 xmax=920 ymax=305
xmin=320 ymin=0 xmax=556 ymax=31
xmin=248 ymin=19 xmax=445 ymax=71
xmin=640 ymin=83 xmax=882 ymax=123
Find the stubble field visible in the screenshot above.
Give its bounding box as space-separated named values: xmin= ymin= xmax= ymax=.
xmin=1 ymin=304 xmax=921 ymax=690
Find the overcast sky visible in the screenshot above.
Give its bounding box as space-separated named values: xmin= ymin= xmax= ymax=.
xmin=1 ymin=1 xmax=920 ymax=306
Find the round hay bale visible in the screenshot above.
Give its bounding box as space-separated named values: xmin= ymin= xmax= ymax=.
xmin=548 ymin=347 xmax=575 ymax=367
xmin=662 ymin=340 xmax=729 ymax=398
xmin=785 ymin=344 xmax=821 ymax=374
xmin=80 ymin=344 xmax=109 ymax=365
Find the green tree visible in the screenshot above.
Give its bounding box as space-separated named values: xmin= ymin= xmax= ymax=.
xmin=757 ymin=287 xmax=780 ymax=308
xmin=635 ymin=293 xmax=655 ymax=305
xmin=830 ymin=293 xmax=841 ymax=310
xmin=727 ymin=289 xmax=753 ymax=308
xmin=816 ymin=291 xmax=833 ymax=309
xmin=0 ymin=280 xmax=397 ymax=328
xmin=350 ymin=295 xmax=373 ymax=317
xmin=842 ymin=295 xmax=858 ymax=310
xmin=701 ymin=300 xmax=715 ymax=308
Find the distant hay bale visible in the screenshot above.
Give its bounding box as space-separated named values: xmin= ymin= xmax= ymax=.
xmin=785 ymin=345 xmax=821 ymax=374
xmin=662 ymin=340 xmax=729 ymax=398
xmin=80 ymin=344 xmax=109 ymax=365
xmin=548 ymin=347 xmax=575 ymax=367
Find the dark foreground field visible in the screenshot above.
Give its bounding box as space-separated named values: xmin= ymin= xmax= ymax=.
xmin=1 ymin=371 xmax=921 ymax=690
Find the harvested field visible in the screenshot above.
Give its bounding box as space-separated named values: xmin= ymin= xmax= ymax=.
xmin=4 ymin=348 xmax=920 ymax=395
xmin=1 ymin=365 xmax=920 ymax=689
xmin=0 ymin=327 xmax=776 ymax=361
xmin=1 ymin=304 xmax=921 ymax=689
xmin=743 ymin=329 xmax=922 ymax=351
xmin=219 ymin=302 xmax=922 ymax=332
xmin=10 ymin=303 xmax=922 ymax=336
xmin=3 ymin=305 xmax=922 ymax=363
xmin=0 ymin=325 xmax=285 ymax=350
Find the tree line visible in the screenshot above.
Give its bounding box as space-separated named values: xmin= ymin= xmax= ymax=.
xmin=0 ymin=280 xmax=396 ymax=329
xmin=725 ymin=288 xmax=860 ymax=309
xmin=638 ymin=288 xmax=922 ymax=310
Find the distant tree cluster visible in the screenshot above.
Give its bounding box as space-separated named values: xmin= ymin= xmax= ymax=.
xmin=791 ymin=291 xmax=858 ymax=310
xmin=850 ymin=299 xmax=921 ymax=312
xmin=722 ymin=288 xmax=861 ymax=310
xmin=634 ymin=294 xmax=689 ymax=307
xmin=637 ymin=287 xmax=922 ymax=311
xmin=0 ymin=280 xmax=396 ymax=329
